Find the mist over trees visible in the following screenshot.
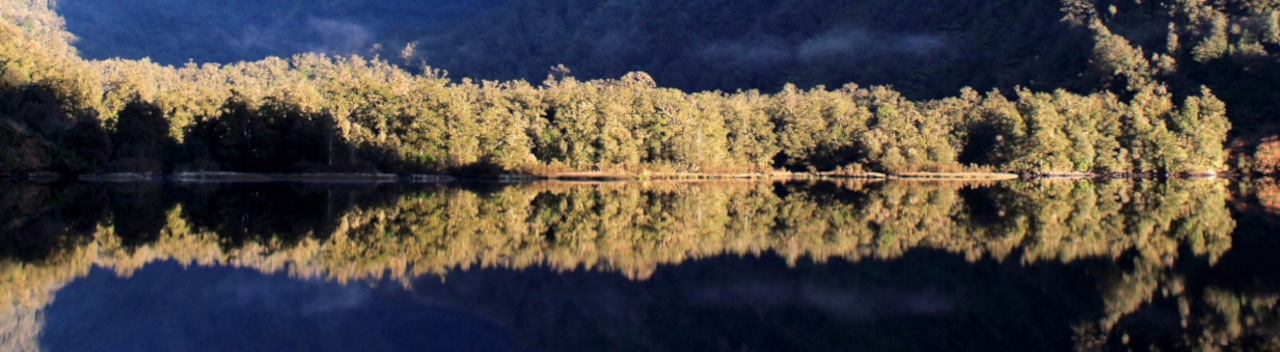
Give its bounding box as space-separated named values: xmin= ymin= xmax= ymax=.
xmin=55 ymin=0 xmax=1092 ymax=99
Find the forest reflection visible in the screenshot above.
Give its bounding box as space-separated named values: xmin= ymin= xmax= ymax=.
xmin=2 ymin=179 xmax=1279 ymax=351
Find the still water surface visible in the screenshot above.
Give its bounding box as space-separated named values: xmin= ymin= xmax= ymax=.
xmin=3 ymin=179 xmax=1279 ymax=351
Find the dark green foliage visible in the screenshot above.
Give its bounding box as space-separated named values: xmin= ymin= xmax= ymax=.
xmin=1069 ymin=0 xmax=1280 ymax=160
xmin=0 ymin=9 xmax=108 ymax=175
xmin=108 ymin=100 xmax=173 ymax=172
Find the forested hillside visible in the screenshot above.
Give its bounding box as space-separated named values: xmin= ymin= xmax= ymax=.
xmin=0 ymin=0 xmax=1277 ymax=176
xmin=56 ymin=0 xmax=1092 ymax=98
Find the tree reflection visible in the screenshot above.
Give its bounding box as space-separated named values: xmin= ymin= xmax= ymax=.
xmin=1 ymin=179 xmax=1277 ymax=350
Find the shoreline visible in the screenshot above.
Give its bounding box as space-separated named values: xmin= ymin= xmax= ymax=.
xmin=0 ymin=170 xmax=1236 ymax=183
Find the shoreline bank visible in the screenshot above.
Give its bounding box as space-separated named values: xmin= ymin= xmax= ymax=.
xmin=0 ymin=170 xmax=1233 ymax=183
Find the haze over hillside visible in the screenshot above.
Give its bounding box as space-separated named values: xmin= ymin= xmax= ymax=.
xmin=57 ymin=0 xmax=1091 ymax=98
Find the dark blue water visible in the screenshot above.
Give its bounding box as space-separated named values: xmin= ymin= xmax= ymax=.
xmin=36 ymin=252 xmax=1113 ymax=352
xmin=40 ymin=262 xmax=524 ymax=352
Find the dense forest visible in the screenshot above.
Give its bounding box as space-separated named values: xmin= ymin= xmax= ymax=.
xmin=4 ymin=178 xmax=1278 ymax=350
xmin=2 ymin=0 xmax=1279 ymax=177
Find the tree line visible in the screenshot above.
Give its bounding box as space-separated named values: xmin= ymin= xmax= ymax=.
xmin=16 ymin=1 xmax=1280 ymax=176
xmin=49 ymin=0 xmax=1280 ymax=174
xmin=0 ymin=12 xmax=1232 ymax=176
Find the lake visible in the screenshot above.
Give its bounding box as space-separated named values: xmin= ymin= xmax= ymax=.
xmin=2 ymin=179 xmax=1279 ymax=351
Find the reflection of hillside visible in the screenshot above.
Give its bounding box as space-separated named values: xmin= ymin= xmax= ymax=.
xmin=401 ymin=252 xmax=1114 ymax=351
xmin=0 ymin=179 xmax=1240 ymax=294
xmin=1089 ymin=184 xmax=1280 ymax=352
xmin=0 ymin=179 xmax=1267 ymax=350
xmin=117 ymin=179 xmax=1230 ymax=282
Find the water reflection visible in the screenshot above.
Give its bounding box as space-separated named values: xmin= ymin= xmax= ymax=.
xmin=1 ymin=179 xmax=1278 ymax=351
xmin=39 ymin=262 xmax=523 ymax=352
